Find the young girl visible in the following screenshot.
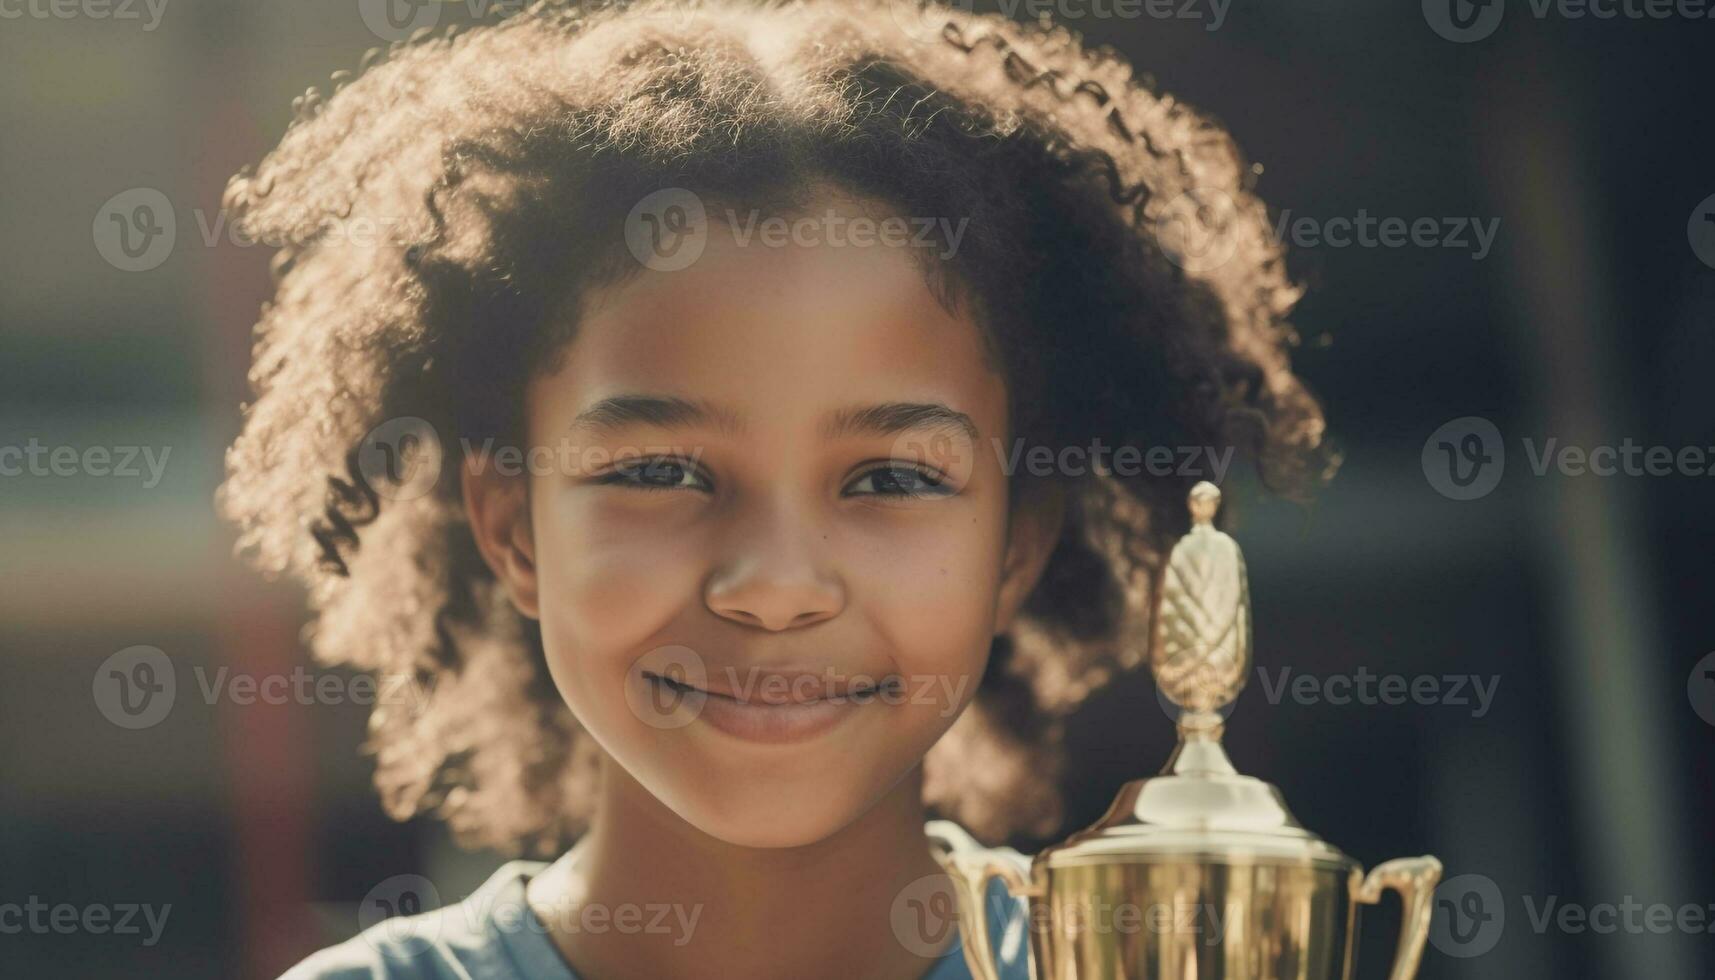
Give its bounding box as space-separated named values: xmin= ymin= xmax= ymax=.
xmin=218 ymin=1 xmax=1331 ymax=976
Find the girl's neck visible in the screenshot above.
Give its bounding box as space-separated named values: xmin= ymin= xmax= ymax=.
xmin=528 ymin=757 xmax=954 ymax=980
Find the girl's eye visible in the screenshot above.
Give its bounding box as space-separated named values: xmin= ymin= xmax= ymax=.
xmin=599 ymin=457 xmax=710 ymax=492
xmin=846 ymin=464 xmax=954 ymax=498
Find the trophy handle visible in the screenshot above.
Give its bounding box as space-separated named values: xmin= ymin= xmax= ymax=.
xmin=928 ymin=821 xmax=1036 ymax=980
xmin=1355 ymin=856 xmax=1443 ymax=980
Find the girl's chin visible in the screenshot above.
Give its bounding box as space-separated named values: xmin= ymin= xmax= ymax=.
xmin=651 ymin=772 xmax=895 ymax=849
xmin=696 ymin=819 xmax=845 ymax=849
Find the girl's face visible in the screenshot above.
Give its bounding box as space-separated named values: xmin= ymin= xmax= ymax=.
xmin=466 ymin=190 xmax=1061 ymax=848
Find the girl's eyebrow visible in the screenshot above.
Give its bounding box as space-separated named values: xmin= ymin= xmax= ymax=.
xmin=821 ymin=402 xmax=979 ymax=442
xmin=570 ymin=395 xmax=978 ymax=441
xmin=570 ymin=395 xmax=743 ymax=436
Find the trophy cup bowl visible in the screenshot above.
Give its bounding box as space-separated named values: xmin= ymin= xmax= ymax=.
xmin=935 ymin=483 xmax=1441 ymax=980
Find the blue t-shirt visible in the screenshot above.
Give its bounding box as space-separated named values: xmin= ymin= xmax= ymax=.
xmin=283 ymin=822 xmax=1031 ymax=980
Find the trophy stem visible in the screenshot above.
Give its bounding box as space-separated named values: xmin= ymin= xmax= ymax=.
xmin=1163 ymin=710 xmax=1238 ymax=777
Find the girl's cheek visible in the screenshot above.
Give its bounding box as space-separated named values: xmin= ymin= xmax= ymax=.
xmin=846 ymin=508 xmax=1007 ymax=687
xmin=533 ymin=493 xmax=705 ymax=667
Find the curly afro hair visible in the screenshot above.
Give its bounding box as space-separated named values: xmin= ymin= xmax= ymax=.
xmin=216 ymin=0 xmax=1334 ymax=855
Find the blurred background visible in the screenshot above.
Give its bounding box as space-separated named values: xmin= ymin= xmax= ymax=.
xmin=1 ymin=1 xmax=1711 ymax=977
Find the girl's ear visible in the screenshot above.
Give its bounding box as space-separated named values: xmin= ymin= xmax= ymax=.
xmin=994 ymin=481 xmax=1066 ymax=635
xmin=462 ymin=453 xmax=540 ymax=619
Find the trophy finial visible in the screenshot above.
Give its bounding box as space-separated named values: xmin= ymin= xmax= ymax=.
xmin=1152 ymin=482 xmax=1251 ymax=754
xmin=1187 ymin=480 xmax=1221 ymax=525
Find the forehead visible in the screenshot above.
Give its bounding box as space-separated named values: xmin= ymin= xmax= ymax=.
xmin=533 ymin=196 xmax=1007 ymax=436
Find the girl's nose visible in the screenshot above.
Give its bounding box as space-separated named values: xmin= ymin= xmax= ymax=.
xmin=704 ymin=505 xmax=845 ymax=632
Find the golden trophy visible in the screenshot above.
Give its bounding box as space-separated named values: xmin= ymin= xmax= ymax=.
xmin=936 ymin=482 xmax=1441 ymax=979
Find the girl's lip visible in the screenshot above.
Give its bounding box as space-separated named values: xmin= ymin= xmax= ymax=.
xmin=645 ymin=670 xmax=892 ymax=705
xmin=645 ymin=673 xmax=879 ymax=744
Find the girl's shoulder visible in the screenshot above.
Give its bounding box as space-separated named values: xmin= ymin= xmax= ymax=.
xmin=281 ymin=823 xmax=1031 ymax=980
xmin=279 ymin=858 xmax=571 ymax=980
